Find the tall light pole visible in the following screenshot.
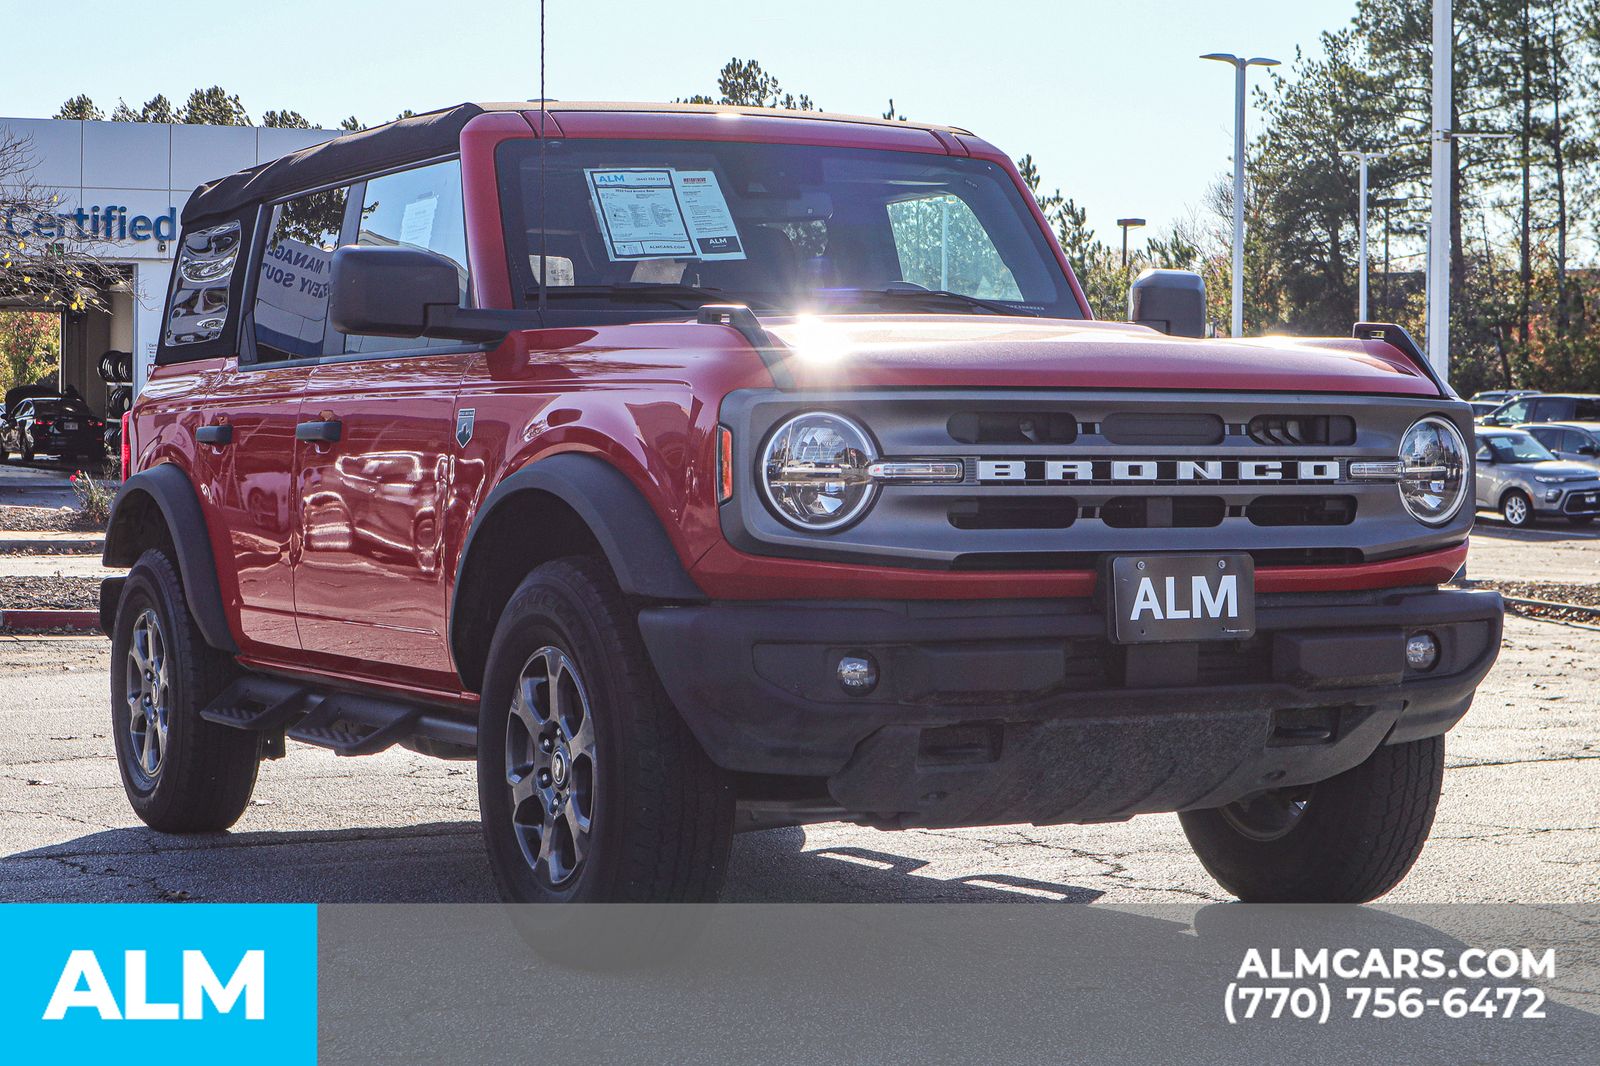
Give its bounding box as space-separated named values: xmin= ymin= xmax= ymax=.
xmin=1201 ymin=53 xmax=1280 ymax=338
xmin=1372 ymin=196 xmax=1408 ymax=319
xmin=1428 ymin=0 xmax=1451 ymax=379
xmin=1116 ymin=217 xmax=1146 ymax=267
xmin=1340 ymin=149 xmax=1387 ymax=322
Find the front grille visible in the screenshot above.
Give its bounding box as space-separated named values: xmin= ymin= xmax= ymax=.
xmin=723 ymin=389 xmax=1472 ymax=573
xmin=1248 ymin=414 xmax=1356 ymax=447
xmin=1246 ymin=495 xmax=1357 ymax=527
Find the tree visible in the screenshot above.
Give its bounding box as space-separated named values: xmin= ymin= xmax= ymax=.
xmin=178 ymin=86 xmax=250 ymax=126
xmin=682 ymin=58 xmax=818 ymax=110
xmin=262 ymin=109 xmax=312 ymax=129
xmin=338 ymin=116 xmax=366 ymax=132
xmin=111 ymin=95 xmax=176 ymax=123
xmin=0 ymin=310 xmax=61 ymax=395
xmin=0 ymin=130 xmax=121 ymax=314
xmin=53 ymin=95 xmax=103 ymax=121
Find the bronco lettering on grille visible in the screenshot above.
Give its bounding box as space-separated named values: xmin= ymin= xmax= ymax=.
xmin=974 ymin=458 xmax=1344 ymax=484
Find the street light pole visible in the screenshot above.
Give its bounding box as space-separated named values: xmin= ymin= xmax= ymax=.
xmin=1428 ymin=0 xmax=1451 ymax=379
xmin=1340 ymin=150 xmax=1387 ymax=322
xmin=1201 ymin=53 xmax=1280 ymax=338
xmin=1372 ymin=196 xmax=1408 ymax=320
xmin=1116 ymin=217 xmax=1146 ymax=268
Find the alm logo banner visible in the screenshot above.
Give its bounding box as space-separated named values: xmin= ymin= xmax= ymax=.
xmin=0 ymin=904 xmax=316 ymax=1064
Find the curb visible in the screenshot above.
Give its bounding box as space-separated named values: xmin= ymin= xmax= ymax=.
xmin=0 ymin=609 xmax=102 ymax=632
xmin=0 ymin=538 xmax=105 ymax=554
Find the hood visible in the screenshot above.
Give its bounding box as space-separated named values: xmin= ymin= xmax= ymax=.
xmin=761 ymin=315 xmax=1443 ymax=396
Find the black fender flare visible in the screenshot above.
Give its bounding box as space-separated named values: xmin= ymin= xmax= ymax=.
xmin=103 ymin=463 xmax=239 ymax=654
xmin=449 ymin=453 xmax=705 ymax=684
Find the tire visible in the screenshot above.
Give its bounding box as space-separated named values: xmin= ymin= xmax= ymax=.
xmin=476 ymin=556 xmax=735 ymax=903
xmin=1500 ymin=489 xmax=1534 ymax=527
xmin=1179 ymin=734 xmax=1446 ymax=903
xmin=109 ymin=549 xmax=260 ymax=832
xmin=1570 ymin=515 xmax=1595 ymax=526
xmin=20 ymin=430 xmax=34 ymax=462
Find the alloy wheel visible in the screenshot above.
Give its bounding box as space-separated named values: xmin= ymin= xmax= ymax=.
xmin=1503 ymin=494 xmax=1530 ymax=526
xmin=1218 ymin=785 xmax=1313 ymax=842
xmin=504 ymin=646 xmax=597 ymax=889
xmin=124 ymin=608 xmax=170 ymax=786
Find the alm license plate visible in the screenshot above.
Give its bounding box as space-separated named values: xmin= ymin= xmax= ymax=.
xmin=1109 ymin=553 xmax=1255 ymax=644
xmin=61 ymin=421 xmax=79 ymax=431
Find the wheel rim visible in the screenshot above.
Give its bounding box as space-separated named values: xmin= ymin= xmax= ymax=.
xmin=1505 ymin=495 xmax=1529 ymax=525
xmin=504 ymin=646 xmax=597 ymax=889
xmin=124 ymin=608 xmax=170 ymax=786
xmin=1218 ymin=786 xmax=1312 ymax=842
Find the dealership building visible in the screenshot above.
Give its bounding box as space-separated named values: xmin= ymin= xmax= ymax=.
xmin=0 ymin=117 xmax=339 ymax=411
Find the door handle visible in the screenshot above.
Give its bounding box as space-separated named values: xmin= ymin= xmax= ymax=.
xmin=195 ymin=424 xmax=232 ymax=446
xmin=296 ymin=420 xmax=343 ymax=443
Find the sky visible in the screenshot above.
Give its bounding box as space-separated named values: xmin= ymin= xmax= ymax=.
xmin=2 ymin=0 xmax=1362 ymax=248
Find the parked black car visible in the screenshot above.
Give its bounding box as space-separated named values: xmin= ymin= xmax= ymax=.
xmin=1479 ymin=392 xmax=1600 ymax=427
xmin=1 ymin=386 xmax=105 ymax=463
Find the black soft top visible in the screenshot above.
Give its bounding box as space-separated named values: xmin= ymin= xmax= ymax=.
xmin=181 ymin=100 xmax=977 ymax=227
xmin=181 ymin=102 xmax=528 ymax=226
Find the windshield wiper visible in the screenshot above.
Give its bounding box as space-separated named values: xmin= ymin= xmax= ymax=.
xmin=524 ymin=284 xmax=778 ymax=310
xmin=825 ymin=286 xmax=1039 ymax=318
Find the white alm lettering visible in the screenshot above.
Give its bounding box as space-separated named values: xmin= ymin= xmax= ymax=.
xmin=1128 ymin=574 xmax=1239 ymax=622
xmin=42 ymin=949 xmax=267 ymax=1021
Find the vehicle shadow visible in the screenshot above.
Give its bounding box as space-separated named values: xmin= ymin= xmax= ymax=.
xmin=1472 ymin=513 xmax=1600 ymax=540
xmin=4 ymin=822 xmax=1104 ymax=905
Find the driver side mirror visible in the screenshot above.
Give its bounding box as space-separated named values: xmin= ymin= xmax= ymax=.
xmin=1129 ymin=269 xmax=1207 ymax=338
xmin=330 ymin=245 xmax=535 ymax=343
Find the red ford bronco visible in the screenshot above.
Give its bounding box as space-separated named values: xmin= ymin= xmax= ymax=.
xmin=102 ymin=102 xmax=1502 ymax=904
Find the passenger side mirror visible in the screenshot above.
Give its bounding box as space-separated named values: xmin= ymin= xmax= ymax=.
xmin=1128 ymin=269 xmax=1207 ymax=338
xmin=329 ymin=245 xmax=534 ymax=343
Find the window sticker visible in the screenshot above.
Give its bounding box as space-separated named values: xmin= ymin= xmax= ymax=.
xmin=584 ymin=168 xmax=746 ymax=262
xmin=399 ymin=195 xmax=439 ymax=248
xmin=528 ymin=255 xmax=576 ymax=286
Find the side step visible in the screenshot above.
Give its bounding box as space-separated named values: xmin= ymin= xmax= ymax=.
xmin=201 ymin=675 xmax=476 ymax=759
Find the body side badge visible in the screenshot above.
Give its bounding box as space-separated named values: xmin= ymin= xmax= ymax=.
xmin=456 ymin=408 xmax=476 ymax=448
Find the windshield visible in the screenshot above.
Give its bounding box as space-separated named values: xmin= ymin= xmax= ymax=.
xmin=1482 ymin=433 xmax=1555 ymax=463
xmin=497 ymin=138 xmax=1080 ymax=320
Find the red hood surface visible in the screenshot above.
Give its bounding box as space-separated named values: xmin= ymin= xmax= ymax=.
xmin=761 ymin=315 xmax=1442 ymax=396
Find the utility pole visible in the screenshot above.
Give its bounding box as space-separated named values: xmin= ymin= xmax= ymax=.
xmin=1428 ymin=0 xmax=1451 ymax=379
xmin=1201 ymin=53 xmax=1280 ymax=338
xmin=1116 ymin=218 xmax=1146 ymax=268
xmin=1340 ymin=150 xmax=1387 ymax=322
xmin=1373 ymin=196 xmax=1408 ymax=320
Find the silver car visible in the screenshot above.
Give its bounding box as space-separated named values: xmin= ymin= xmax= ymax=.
xmin=1523 ymin=422 xmax=1600 ymax=468
xmin=1474 ymin=427 xmax=1600 ymax=527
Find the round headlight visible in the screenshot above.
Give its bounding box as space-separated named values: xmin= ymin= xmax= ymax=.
xmin=1398 ymin=416 xmax=1468 ymax=525
xmin=761 ymin=412 xmax=878 ymax=531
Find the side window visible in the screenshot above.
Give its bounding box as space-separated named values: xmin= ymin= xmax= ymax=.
xmin=1475 ymin=441 xmax=1493 ymax=462
xmin=887 ymin=194 xmax=1023 ymax=301
xmin=1499 ymin=399 xmax=1531 ymax=424
xmin=165 ymin=222 xmax=242 ymax=346
xmin=1527 ymin=426 xmax=1556 ymax=448
xmin=342 ymin=159 xmax=468 ymax=354
xmin=1534 ymin=398 xmax=1574 ymax=422
xmin=253 ymin=186 xmax=350 ymax=363
xmin=1574 ymin=399 xmax=1600 ymax=421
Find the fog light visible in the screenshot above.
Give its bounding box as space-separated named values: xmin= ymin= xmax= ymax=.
xmin=1545 ymin=489 xmax=1561 ymax=502
xmin=1405 ymin=632 xmax=1440 ymax=672
xmin=837 ymin=653 xmax=878 ymax=695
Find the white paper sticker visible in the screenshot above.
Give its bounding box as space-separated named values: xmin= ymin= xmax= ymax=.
xmin=528 ymin=255 xmax=576 ymax=286
xmin=584 ymin=168 xmax=746 ymax=262
xmin=399 ymin=195 xmax=438 ymax=248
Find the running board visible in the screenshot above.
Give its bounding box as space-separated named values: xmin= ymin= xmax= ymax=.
xmin=200 ymin=676 xmax=476 ymax=758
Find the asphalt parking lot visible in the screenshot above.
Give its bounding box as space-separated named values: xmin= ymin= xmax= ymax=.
xmin=3 ymin=518 xmax=1596 ymax=905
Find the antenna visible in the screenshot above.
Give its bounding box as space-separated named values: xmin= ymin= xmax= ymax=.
xmin=537 ymin=0 xmax=549 ymax=315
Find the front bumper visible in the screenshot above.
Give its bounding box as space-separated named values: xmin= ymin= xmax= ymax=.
xmin=638 ymin=586 xmax=1503 ymax=828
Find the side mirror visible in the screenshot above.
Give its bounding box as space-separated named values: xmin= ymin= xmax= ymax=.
xmin=1129 ymin=269 xmax=1207 ymax=338
xmin=330 ymin=245 xmax=533 ymax=342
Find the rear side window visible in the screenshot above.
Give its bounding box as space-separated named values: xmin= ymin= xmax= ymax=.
xmin=341 ymin=159 xmax=468 ymax=354
xmin=1575 ymin=399 xmax=1600 ymax=421
xmin=1534 ymin=398 xmax=1574 ymax=422
xmin=165 ymin=222 xmax=242 ymax=346
xmin=254 ymin=186 xmax=350 ymax=362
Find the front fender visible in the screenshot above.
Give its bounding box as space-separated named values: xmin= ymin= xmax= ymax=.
xmin=103 ymin=463 xmax=238 ymax=654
